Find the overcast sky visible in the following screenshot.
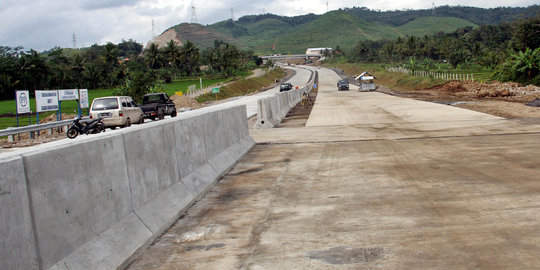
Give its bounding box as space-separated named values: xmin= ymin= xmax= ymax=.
xmin=0 ymin=0 xmax=537 ymax=51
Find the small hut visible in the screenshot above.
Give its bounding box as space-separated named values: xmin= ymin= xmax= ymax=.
xmin=355 ymin=72 xmax=377 ymax=91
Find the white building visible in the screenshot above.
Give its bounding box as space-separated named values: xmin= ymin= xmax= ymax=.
xmin=306 ymin=47 xmax=332 ymax=55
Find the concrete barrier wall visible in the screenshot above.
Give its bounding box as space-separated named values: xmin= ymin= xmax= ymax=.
xmin=256 ymin=70 xmax=316 ymax=128
xmin=0 ymin=105 xmax=255 ymax=270
xmin=0 ymin=156 xmax=39 ymax=270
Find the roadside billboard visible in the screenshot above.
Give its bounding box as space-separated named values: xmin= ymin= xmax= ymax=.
xmin=35 ymin=90 xmax=59 ymax=112
xmin=16 ymin=90 xmax=31 ymax=114
xmin=58 ymin=89 xmax=79 ymax=101
xmin=79 ymin=89 xmax=89 ymax=108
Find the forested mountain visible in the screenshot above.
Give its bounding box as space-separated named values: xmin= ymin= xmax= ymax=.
xmin=154 ymin=5 xmax=539 ymax=54
xmin=344 ymin=5 xmax=540 ymax=26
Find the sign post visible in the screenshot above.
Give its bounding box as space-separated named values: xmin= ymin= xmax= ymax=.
xmin=79 ymin=89 xmax=89 ymax=116
xmin=15 ymin=90 xmax=30 ymax=127
xmin=35 ymin=90 xmax=59 ymax=126
xmin=58 ymin=89 xmax=79 ymax=120
xmin=211 ymin=87 xmax=219 ymax=100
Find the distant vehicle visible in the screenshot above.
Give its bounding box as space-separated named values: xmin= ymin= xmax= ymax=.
xmin=90 ymin=96 xmax=143 ymax=128
xmin=337 ymin=79 xmax=349 ymax=91
xmin=140 ymin=93 xmax=177 ymax=120
xmin=355 ymin=72 xmax=377 ymax=91
xmin=280 ymin=83 xmax=293 ymax=92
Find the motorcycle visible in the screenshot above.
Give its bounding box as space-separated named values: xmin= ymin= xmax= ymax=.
xmin=67 ymin=116 xmax=105 ymax=139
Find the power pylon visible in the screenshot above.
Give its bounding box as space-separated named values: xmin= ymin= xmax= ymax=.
xmin=191 ymin=1 xmax=198 ymax=24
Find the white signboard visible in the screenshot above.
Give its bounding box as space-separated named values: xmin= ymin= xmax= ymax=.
xmin=79 ymin=89 xmax=89 ymax=108
xmin=16 ymin=90 xmax=31 ymax=114
xmin=58 ymin=89 xmax=79 ymax=101
xmin=35 ymin=90 xmax=59 ymax=112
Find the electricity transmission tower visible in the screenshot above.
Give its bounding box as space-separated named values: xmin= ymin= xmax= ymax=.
xmin=191 ymin=1 xmax=198 ymax=23
xmin=152 ymin=19 xmax=155 ymax=39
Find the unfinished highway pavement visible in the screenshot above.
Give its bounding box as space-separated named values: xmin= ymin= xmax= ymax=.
xmin=128 ymin=67 xmax=540 ymax=269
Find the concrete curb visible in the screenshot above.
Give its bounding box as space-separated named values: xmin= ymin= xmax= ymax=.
xmin=0 ymin=105 xmax=255 ymax=270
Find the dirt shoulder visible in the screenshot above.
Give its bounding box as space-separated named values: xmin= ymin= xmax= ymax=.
xmin=377 ymin=80 xmax=540 ymax=122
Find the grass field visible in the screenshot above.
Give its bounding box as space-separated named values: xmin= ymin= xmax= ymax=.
xmin=324 ymin=61 xmax=495 ymax=91
xmin=196 ymin=68 xmax=286 ymax=103
xmin=0 ymin=77 xmax=233 ymax=130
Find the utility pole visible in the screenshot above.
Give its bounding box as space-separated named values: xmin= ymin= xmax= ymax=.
xmin=327 ymin=1 xmax=329 ymax=13
xmin=432 ymin=2 xmax=436 ymax=16
xmin=72 ymin=33 xmax=76 ymax=49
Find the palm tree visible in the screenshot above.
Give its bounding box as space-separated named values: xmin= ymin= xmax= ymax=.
xmin=162 ymin=40 xmax=181 ymax=78
xmin=71 ymin=54 xmax=86 ymax=89
xmin=382 ymin=43 xmax=395 ymax=65
xmin=144 ymin=43 xmax=161 ymax=70
xmin=83 ymin=64 xmax=102 ymax=89
xmin=180 ymin=41 xmax=200 ymax=76
xmin=406 ymin=36 xmax=417 ymax=57
xmin=19 ymin=50 xmax=49 ymax=90
xmin=103 ymin=42 xmax=118 ymax=86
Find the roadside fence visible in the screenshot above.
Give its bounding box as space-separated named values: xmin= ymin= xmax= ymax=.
xmin=387 ymin=67 xmax=474 ymax=81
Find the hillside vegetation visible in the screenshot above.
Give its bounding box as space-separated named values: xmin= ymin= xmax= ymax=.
xmin=158 ymin=5 xmax=539 ymax=54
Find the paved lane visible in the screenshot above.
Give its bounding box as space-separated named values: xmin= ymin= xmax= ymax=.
xmin=184 ymin=65 xmax=313 ymax=118
xmin=128 ymin=67 xmax=540 ymax=269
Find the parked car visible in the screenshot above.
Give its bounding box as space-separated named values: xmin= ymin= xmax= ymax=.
xmin=280 ymin=83 xmax=293 ymax=92
xmin=90 ymin=96 xmax=143 ymax=128
xmin=140 ymin=93 xmax=177 ymax=120
xmin=337 ymin=79 xmax=349 ymax=91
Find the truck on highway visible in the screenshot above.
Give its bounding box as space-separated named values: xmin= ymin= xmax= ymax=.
xmin=140 ymin=93 xmax=177 ymax=120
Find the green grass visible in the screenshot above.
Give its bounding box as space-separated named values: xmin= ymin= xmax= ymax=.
xmin=0 ymin=77 xmax=233 ymax=130
xmin=324 ymin=61 xmax=494 ymax=91
xmin=196 ymin=68 xmax=286 ymax=103
xmin=161 ymin=77 xmax=232 ymax=96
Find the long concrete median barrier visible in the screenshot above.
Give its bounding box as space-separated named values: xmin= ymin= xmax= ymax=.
xmin=256 ymin=69 xmax=317 ymax=128
xmin=0 ymin=105 xmax=255 ymax=270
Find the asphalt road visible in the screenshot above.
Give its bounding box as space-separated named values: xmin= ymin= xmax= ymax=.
xmin=189 ymin=65 xmax=313 ymax=118
xmin=0 ymin=66 xmax=312 ymax=155
xmin=128 ymin=66 xmax=540 ymax=269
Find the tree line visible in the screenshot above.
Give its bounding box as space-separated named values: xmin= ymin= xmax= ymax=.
xmin=339 ymin=15 xmax=540 ymax=86
xmin=0 ymin=39 xmax=260 ymax=100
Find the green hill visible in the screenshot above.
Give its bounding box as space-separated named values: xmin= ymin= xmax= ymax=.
xmin=271 ymin=11 xmax=398 ymax=54
xmin=154 ymin=5 xmax=538 ymax=54
xmin=397 ymin=17 xmax=478 ymax=37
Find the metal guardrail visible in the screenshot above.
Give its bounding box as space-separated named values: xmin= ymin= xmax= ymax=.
xmin=0 ymin=117 xmax=90 ymax=138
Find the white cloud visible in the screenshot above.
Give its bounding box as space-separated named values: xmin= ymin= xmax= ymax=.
xmin=0 ymin=0 xmax=536 ymax=51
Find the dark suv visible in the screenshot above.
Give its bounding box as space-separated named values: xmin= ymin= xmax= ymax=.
xmin=280 ymin=83 xmax=293 ymax=92
xmin=337 ymin=79 xmax=349 ymax=91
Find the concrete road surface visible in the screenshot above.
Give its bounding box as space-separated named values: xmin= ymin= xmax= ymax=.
xmin=127 ymin=67 xmax=540 ymax=269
